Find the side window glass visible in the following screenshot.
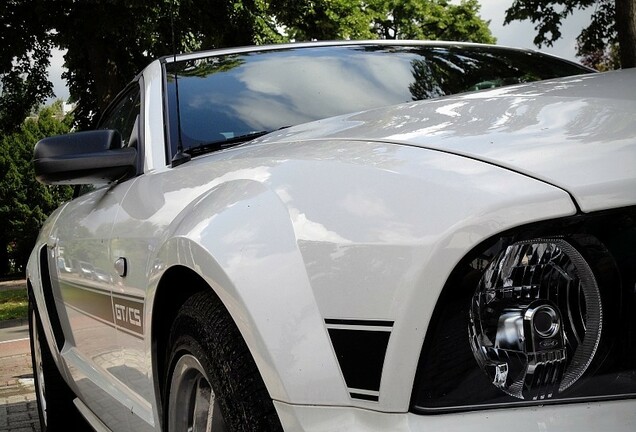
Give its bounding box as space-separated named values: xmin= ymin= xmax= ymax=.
xmin=99 ymin=85 xmax=141 ymax=148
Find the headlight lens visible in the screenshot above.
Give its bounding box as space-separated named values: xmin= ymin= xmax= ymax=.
xmin=469 ymin=239 xmax=603 ymax=401
xmin=411 ymin=209 xmax=636 ymax=413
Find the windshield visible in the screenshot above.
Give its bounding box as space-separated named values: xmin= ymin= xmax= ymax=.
xmin=164 ymin=44 xmax=590 ymax=160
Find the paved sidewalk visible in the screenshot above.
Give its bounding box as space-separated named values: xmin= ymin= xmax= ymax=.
xmin=0 ymin=337 xmax=40 ymax=432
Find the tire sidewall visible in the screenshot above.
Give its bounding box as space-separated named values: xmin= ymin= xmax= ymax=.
xmin=163 ymin=292 xmax=283 ymax=432
xmin=29 ymin=300 xmax=49 ymax=432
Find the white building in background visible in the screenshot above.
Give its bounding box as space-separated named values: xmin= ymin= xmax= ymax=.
xmin=61 ymin=101 xmax=74 ymax=116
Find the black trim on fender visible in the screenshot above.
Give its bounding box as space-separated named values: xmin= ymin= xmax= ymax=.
xmin=325 ymin=319 xmax=393 ymax=402
xmin=39 ymin=246 xmax=65 ymax=350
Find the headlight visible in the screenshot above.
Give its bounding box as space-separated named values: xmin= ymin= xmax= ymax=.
xmin=469 ymin=239 xmax=602 ymax=401
xmin=411 ymin=209 xmax=636 ymax=413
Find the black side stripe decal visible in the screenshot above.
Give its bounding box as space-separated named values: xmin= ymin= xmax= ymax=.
xmin=349 ymin=392 xmax=380 ymax=402
xmin=325 ymin=318 xmax=394 ymax=402
xmin=59 ymin=282 xmax=145 ymax=338
xmin=325 ymin=318 xmax=394 ymax=327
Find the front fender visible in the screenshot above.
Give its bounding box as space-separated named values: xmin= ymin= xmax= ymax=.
xmin=150 ymin=179 xmax=349 ymax=405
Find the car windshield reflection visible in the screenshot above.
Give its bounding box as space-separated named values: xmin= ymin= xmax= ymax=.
xmin=164 ymin=44 xmax=591 ymax=159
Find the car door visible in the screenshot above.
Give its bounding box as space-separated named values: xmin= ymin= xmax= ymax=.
xmin=50 ymin=83 xmax=142 ymax=432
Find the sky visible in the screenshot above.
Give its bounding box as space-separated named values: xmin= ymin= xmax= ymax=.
xmin=46 ymin=1 xmax=596 ymax=102
xmin=479 ymin=0 xmax=594 ymax=62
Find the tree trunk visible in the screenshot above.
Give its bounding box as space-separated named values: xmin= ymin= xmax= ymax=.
xmin=616 ymin=0 xmax=636 ymax=68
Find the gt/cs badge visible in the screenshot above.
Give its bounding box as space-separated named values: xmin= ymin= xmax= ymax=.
xmin=113 ymin=297 xmax=144 ymax=335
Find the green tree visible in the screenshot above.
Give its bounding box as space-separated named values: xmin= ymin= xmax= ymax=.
xmin=269 ymin=0 xmax=376 ymax=40
xmin=271 ymin=0 xmax=495 ymax=43
xmin=368 ymin=0 xmax=495 ymax=42
xmin=0 ymin=1 xmax=54 ymax=134
xmin=504 ymin=0 xmax=636 ymax=69
xmin=0 ymin=101 xmax=74 ymax=274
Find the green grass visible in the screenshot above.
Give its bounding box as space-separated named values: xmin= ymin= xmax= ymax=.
xmin=0 ymin=289 xmax=29 ymax=321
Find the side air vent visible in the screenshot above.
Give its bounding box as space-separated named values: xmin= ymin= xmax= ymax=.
xmin=325 ymin=319 xmax=393 ymax=402
xmin=39 ymin=246 xmax=66 ymax=350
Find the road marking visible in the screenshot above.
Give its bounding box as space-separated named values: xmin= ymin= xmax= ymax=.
xmin=0 ymin=337 xmax=29 ymax=344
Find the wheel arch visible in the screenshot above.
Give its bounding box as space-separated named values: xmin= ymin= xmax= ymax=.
xmin=148 ymin=180 xmax=348 ymax=424
xmin=150 ymin=264 xmax=210 ymax=428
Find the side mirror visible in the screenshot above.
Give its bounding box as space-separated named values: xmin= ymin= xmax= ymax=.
xmin=33 ymin=130 xmax=137 ymax=185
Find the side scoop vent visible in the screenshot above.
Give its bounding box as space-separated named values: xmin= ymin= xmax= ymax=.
xmin=325 ymin=319 xmax=393 ymax=402
xmin=39 ymin=246 xmax=66 ymax=351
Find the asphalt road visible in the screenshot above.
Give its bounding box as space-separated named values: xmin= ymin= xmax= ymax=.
xmin=0 ymin=325 xmax=29 ymax=344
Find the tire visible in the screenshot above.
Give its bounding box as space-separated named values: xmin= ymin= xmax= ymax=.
xmin=29 ymin=297 xmax=88 ymax=431
xmin=164 ymin=291 xmax=284 ymax=432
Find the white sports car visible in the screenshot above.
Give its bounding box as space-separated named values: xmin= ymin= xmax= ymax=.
xmin=27 ymin=41 xmax=636 ymax=432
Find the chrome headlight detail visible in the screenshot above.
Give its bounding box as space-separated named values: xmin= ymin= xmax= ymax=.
xmin=468 ymin=239 xmax=603 ymax=401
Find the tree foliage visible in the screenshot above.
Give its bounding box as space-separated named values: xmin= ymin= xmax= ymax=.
xmin=0 ymin=102 xmax=74 ymax=274
xmin=368 ymin=0 xmax=495 ymax=42
xmin=0 ymin=1 xmax=53 ymax=134
xmin=272 ymin=0 xmax=495 ymax=43
xmin=504 ymin=0 xmax=636 ymax=69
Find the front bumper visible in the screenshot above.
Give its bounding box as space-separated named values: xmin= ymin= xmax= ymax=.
xmin=274 ymin=399 xmax=636 ymax=431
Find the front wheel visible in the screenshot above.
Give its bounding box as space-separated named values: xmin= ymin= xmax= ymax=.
xmin=165 ymin=291 xmax=283 ymax=432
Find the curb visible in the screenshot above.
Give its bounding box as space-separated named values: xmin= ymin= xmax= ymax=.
xmin=0 ymin=279 xmax=27 ymax=292
xmin=0 ymin=319 xmax=28 ymax=329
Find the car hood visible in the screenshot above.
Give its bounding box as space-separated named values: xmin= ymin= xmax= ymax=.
xmin=256 ymin=69 xmax=636 ymax=213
